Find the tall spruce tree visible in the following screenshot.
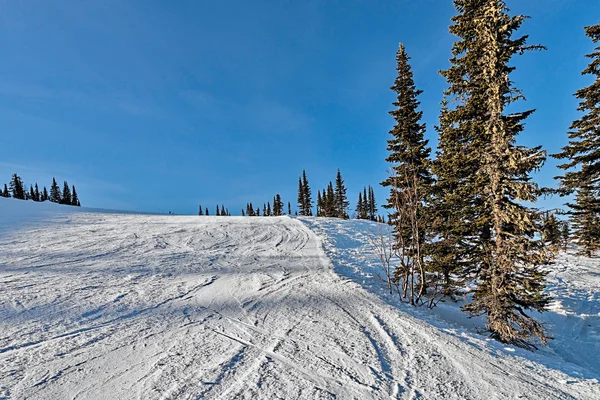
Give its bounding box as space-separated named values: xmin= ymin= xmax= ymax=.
xmin=334 ymin=169 xmax=349 ymax=219
xmin=29 ymin=185 xmax=35 ymax=201
xmin=71 ymin=185 xmax=79 ymax=206
xmin=439 ymin=0 xmax=550 ymax=348
xmin=9 ymin=174 xmax=25 ymax=200
xmin=199 ymin=205 xmax=204 ymax=216
xmin=355 ymin=192 xmax=364 ymax=219
xmin=2 ymin=183 xmax=8 ymax=197
xmin=288 ymin=202 xmax=291 ymax=215
xmin=34 ymin=184 xmax=40 ymax=202
xmin=380 ymin=43 xmax=432 ymax=257
xmin=368 ymin=186 xmax=377 ymax=221
xmin=61 ymin=182 xmax=72 ymax=205
xmin=297 ymin=177 xmax=306 ymax=216
xmin=41 ymin=186 xmax=49 ymax=202
xmin=553 ymin=23 xmax=600 ymax=255
xmin=302 ymin=170 xmax=313 ymax=216
xmin=50 ymin=178 xmax=61 ymax=203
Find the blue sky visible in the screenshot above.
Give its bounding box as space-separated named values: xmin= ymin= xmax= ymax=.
xmin=0 ymin=0 xmax=598 ymax=214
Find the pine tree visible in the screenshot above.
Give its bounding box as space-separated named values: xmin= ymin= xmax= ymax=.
xmin=334 ymin=169 xmax=349 ymax=219
xmin=205 ymin=207 xmax=209 ymax=216
xmin=288 ymin=202 xmax=291 ymax=215
xmin=2 ymin=183 xmax=8 ymax=198
xmin=256 ymin=208 xmax=261 ymax=216
xmin=553 ymin=23 xmax=600 ymax=255
xmin=355 ymin=192 xmax=364 ymax=219
xmin=199 ymin=205 xmax=204 ymax=216
xmin=368 ymin=186 xmax=377 ymax=221
xmin=216 ymin=205 xmax=220 ymax=216
xmin=9 ymin=174 xmax=25 ymax=200
xmin=50 ymin=178 xmax=61 ymax=203
xmin=71 ymin=185 xmax=79 ymax=206
xmin=273 ymin=194 xmax=283 ymax=216
xmin=29 ymin=185 xmax=36 ymax=201
xmin=297 ymin=177 xmax=306 ymax=216
xmin=302 ymin=170 xmax=313 ymax=216
xmin=34 ymin=184 xmax=40 ymax=202
xmin=569 ymin=187 xmax=600 ymax=256
xmin=242 ymin=209 xmax=245 ymax=216
xmin=317 ymin=190 xmax=323 ymax=217
xmin=61 ymin=181 xmax=72 ymax=205
xmin=41 ymin=186 xmax=49 ymax=202
xmin=439 ymin=0 xmax=550 ymax=348
xmin=263 ymin=203 xmax=268 ymax=216
xmin=221 ymin=205 xmax=226 ymax=216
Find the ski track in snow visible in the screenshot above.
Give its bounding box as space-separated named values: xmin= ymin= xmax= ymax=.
xmin=0 ymin=200 xmax=598 ymax=399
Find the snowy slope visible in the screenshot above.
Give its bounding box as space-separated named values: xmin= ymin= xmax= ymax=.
xmin=0 ymin=199 xmax=599 ymax=399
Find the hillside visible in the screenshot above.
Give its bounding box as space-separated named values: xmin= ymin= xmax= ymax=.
xmin=0 ymin=199 xmax=599 ymax=399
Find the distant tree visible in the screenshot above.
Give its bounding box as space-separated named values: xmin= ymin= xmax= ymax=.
xmin=334 ymin=169 xmax=349 ymax=219
xmin=540 ymin=211 xmax=562 ymax=249
xmin=273 ymin=194 xmax=283 ymax=216
xmin=2 ymin=183 xmax=9 ymax=198
xmin=570 ymin=187 xmax=600 ymax=256
xmin=61 ymin=182 xmax=72 ymax=205
xmin=199 ymin=205 xmax=204 ymax=216
xmin=288 ymin=202 xmax=291 ymax=215
xmin=205 ymin=207 xmax=209 ymax=216
xmin=216 ymin=205 xmax=220 ymax=216
xmin=221 ymin=204 xmax=226 ymax=216
xmin=41 ymin=186 xmax=49 ymax=202
xmin=28 ymin=185 xmax=35 ymax=201
xmin=71 ymin=185 xmax=79 ymax=206
xmin=263 ymin=203 xmax=268 ymax=216
xmin=368 ymin=186 xmax=377 ymax=221
xmin=34 ymin=184 xmax=40 ymax=202
xmin=302 ymin=170 xmax=313 ymax=216
xmin=256 ymin=208 xmax=261 ymax=216
xmin=355 ymin=191 xmax=364 ymax=219
xmin=50 ymin=178 xmax=61 ymax=203
xmin=317 ymin=190 xmax=323 ymax=216
xmin=242 ymin=209 xmax=245 ymax=216
xmin=9 ymin=174 xmax=25 ymax=200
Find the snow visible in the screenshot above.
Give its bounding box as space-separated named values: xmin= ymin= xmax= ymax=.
xmin=1 ymin=198 xmax=599 ymax=399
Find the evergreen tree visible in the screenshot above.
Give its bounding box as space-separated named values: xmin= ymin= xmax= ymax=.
xmin=569 ymin=187 xmax=600 ymax=256
xmin=355 ymin=192 xmax=364 ymax=219
xmin=71 ymin=185 xmax=79 ymax=206
xmin=9 ymin=174 xmax=25 ymax=200
xmin=216 ymin=205 xmax=220 ymax=216
xmin=540 ymin=211 xmax=562 ymax=249
xmin=302 ymin=170 xmax=313 ymax=216
xmin=317 ymin=190 xmax=323 ymax=217
xmin=205 ymin=207 xmax=209 ymax=216
xmin=263 ymin=203 xmax=268 ymax=216
xmin=34 ymin=184 xmax=40 ymax=202
xmin=256 ymin=208 xmax=260 ymax=216
xmin=368 ymin=186 xmax=377 ymax=221
xmin=50 ymin=178 xmax=61 ymax=203
xmin=41 ymin=186 xmax=49 ymax=202
xmin=242 ymin=209 xmax=245 ymax=216
xmin=61 ymin=181 xmax=72 ymax=205
xmin=2 ymin=183 xmax=8 ymax=198
xmin=199 ymin=205 xmax=204 ymax=216
xmin=297 ymin=177 xmax=305 ymax=216
xmin=221 ymin=204 xmax=226 ymax=216
xmin=273 ymin=194 xmax=283 ymax=216
xmin=288 ymin=202 xmax=291 ymax=216
xmin=334 ymin=169 xmax=349 ymax=219
xmin=29 ymin=185 xmax=35 ymax=201
xmin=438 ymin=0 xmax=550 ymax=348
xmin=553 ymin=23 xmax=600 ymax=254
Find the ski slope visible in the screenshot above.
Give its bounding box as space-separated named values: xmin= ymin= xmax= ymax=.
xmin=0 ymin=200 xmax=599 ymax=399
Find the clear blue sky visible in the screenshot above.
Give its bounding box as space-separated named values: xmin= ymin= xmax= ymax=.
xmin=0 ymin=0 xmax=598 ymax=214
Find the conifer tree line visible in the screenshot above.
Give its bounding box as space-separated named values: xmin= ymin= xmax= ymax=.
xmin=1 ymin=173 xmax=81 ymax=206
xmin=375 ymin=0 xmax=600 ymax=349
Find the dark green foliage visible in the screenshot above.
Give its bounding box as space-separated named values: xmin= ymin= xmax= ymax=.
xmin=9 ymin=174 xmax=25 ymax=200
xmin=569 ymin=188 xmax=600 ymax=256
xmin=355 ymin=192 xmax=364 ymax=219
xmin=242 ymin=209 xmax=245 ymax=216
xmin=41 ymin=186 xmax=49 ymax=202
xmin=199 ymin=205 xmax=204 ymax=216
xmin=297 ymin=170 xmax=313 ymax=216
xmin=29 ymin=185 xmax=35 ymax=201
xmin=288 ymin=202 xmax=291 ymax=215
xmin=334 ymin=169 xmax=349 ymax=219
xmin=50 ymin=178 xmax=61 ymax=203
xmin=439 ymin=0 xmax=550 ymax=348
xmin=553 ymin=23 xmax=600 ymax=255
xmin=61 ymin=182 xmax=72 ymax=205
xmin=34 ymin=184 xmax=40 ymax=202
xmin=71 ymin=185 xmax=79 ymax=206
xmin=2 ymin=183 xmax=9 ymax=198
xmin=540 ymin=211 xmax=562 ymax=248
xmin=368 ymin=186 xmax=377 ymax=221
xmin=205 ymin=207 xmax=209 ymax=216
xmin=273 ymin=194 xmax=283 ymax=216
xmin=221 ymin=205 xmax=226 ymax=216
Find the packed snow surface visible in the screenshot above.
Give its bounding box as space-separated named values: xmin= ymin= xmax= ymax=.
xmin=0 ymin=199 xmax=599 ymax=399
